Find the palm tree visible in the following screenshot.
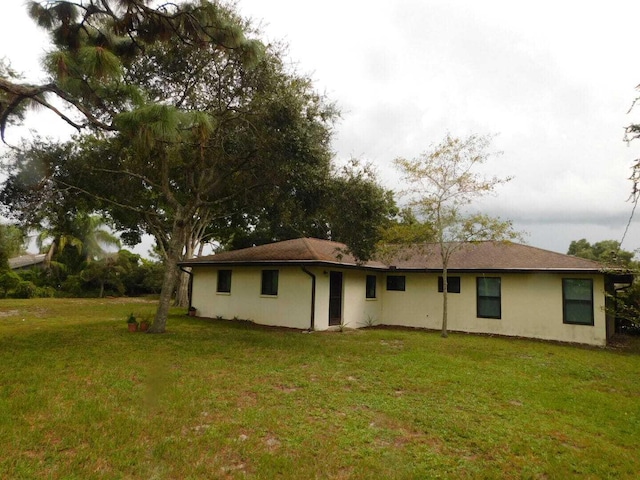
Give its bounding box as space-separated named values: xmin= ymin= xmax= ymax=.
xmin=36 ymin=214 xmax=121 ymax=268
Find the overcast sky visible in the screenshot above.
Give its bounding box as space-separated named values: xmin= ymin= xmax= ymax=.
xmin=3 ymin=0 xmax=640 ymax=255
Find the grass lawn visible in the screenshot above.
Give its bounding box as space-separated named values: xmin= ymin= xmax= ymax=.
xmin=0 ymin=298 xmax=639 ymax=479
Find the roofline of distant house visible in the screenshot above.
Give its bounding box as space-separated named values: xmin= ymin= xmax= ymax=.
xmin=178 ymin=259 xmax=609 ymax=275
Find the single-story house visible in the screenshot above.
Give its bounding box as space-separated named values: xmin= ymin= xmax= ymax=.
xmin=179 ymin=237 xmax=631 ymax=346
xmin=8 ymin=253 xmax=47 ymax=271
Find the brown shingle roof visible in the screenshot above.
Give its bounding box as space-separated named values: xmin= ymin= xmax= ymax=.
xmin=384 ymin=241 xmax=604 ymax=272
xmin=180 ymin=238 xmax=604 ymax=273
xmin=181 ymin=237 xmax=387 ymax=268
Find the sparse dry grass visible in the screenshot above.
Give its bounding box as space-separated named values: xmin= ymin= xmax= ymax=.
xmin=1 ymin=298 xmax=639 ymax=479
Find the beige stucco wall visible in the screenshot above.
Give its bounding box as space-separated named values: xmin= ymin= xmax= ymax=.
xmin=342 ymin=270 xmax=384 ymax=328
xmin=191 ymin=266 xmax=385 ymax=331
xmin=379 ymin=272 xmax=607 ymax=346
xmin=191 ymin=266 xmax=315 ymax=330
xmin=191 ymin=266 xmax=607 ymax=345
xmin=295 ymin=268 xmax=385 ymax=330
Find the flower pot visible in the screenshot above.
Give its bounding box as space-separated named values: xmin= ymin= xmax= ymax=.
xmin=139 ymin=321 xmax=150 ymax=332
xmin=188 ymin=309 xmax=196 ymax=317
xmin=127 ymin=322 xmax=138 ymax=332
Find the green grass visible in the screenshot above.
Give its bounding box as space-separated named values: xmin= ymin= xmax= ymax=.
xmin=1 ymin=298 xmax=639 ymax=479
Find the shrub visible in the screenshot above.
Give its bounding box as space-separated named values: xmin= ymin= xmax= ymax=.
xmin=36 ymin=286 xmax=56 ymax=298
xmin=12 ymin=280 xmax=38 ymax=299
xmin=0 ymin=270 xmax=20 ymax=298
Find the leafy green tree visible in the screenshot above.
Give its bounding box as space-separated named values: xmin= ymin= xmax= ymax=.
xmin=567 ymin=239 xmax=635 ymax=267
xmin=80 ymin=256 xmax=125 ymax=297
xmin=216 ymin=159 xmax=397 ymax=261
xmin=0 ymin=270 xmax=20 ymax=297
xmin=324 ymin=160 xmax=397 ymax=261
xmin=375 ymin=208 xmax=435 ymax=264
xmin=79 ymin=249 xmax=163 ymax=297
xmin=0 ymin=223 xmax=26 ymax=269
xmin=1 ymin=1 xmax=337 ymax=332
xmin=112 ymin=250 xmax=163 ymax=296
xmin=394 ymin=133 xmax=519 ymax=338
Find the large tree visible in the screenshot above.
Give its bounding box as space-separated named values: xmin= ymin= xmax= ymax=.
xmin=215 ymin=160 xmax=397 ymax=259
xmin=394 ymin=133 xmax=519 ymax=338
xmin=0 ymin=1 xmax=347 ymax=332
xmin=568 ymin=239 xmax=636 ymax=267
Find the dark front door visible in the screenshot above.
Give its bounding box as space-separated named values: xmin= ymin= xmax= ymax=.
xmin=329 ymin=271 xmax=343 ymax=326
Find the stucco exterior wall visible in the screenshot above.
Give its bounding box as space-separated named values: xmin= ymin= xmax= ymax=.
xmin=379 ymin=272 xmax=607 ymax=346
xmin=191 ymin=266 xmax=314 ymax=330
xmin=342 ymin=270 xmax=384 ymax=328
xmin=191 ymin=266 xmax=607 ymax=345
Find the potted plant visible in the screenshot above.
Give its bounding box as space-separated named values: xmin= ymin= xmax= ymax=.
xmin=139 ymin=316 xmax=151 ymax=332
xmin=188 ymin=306 xmax=197 ymax=317
xmin=126 ymin=313 xmax=138 ymax=332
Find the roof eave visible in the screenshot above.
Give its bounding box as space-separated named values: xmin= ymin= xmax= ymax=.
xmin=180 ymin=260 xmax=607 ymax=274
xmin=179 ymin=259 xmax=388 ymax=271
xmin=392 ymin=267 xmax=607 ymax=274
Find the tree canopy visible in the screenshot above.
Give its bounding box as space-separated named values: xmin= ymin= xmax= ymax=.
xmin=567 ymin=239 xmax=636 ymax=267
xmin=0 ymin=0 xmax=263 ymax=140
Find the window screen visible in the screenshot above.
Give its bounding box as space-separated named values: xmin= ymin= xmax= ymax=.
xmin=477 ymin=277 xmax=501 ymax=319
xmin=261 ymin=270 xmax=279 ymax=296
xmin=563 ymin=278 xmax=593 ymax=325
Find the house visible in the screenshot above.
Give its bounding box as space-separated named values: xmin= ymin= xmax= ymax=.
xmin=179 ymin=237 xmax=629 ymax=346
xmin=8 ymin=253 xmax=47 ymax=271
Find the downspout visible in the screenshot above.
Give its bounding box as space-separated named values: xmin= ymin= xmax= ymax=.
xmin=179 ymin=266 xmax=194 ymax=310
xmin=301 ymin=266 xmax=316 ymax=331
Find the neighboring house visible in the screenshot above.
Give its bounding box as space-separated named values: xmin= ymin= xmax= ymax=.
xmin=8 ymin=253 xmax=47 ymax=271
xmin=180 ymin=238 xmax=631 ymax=346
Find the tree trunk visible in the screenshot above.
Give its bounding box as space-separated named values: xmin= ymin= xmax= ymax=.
xmin=175 ymin=235 xmax=196 ymax=307
xmin=44 ymin=239 xmax=58 ymax=269
xmin=175 ymin=268 xmax=191 ymax=307
xmin=148 ymin=227 xmax=184 ymax=333
xmin=441 ymin=265 xmax=448 ymax=338
xmin=148 ymin=252 xmax=179 ymax=333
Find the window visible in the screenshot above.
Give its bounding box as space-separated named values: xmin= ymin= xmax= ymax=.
xmin=386 ymin=275 xmax=406 ymax=291
xmin=366 ymin=275 xmax=377 ymax=299
xmin=563 ymin=279 xmax=594 ymax=325
xmin=217 ymin=269 xmax=232 ymax=293
xmin=438 ymin=276 xmax=461 ymax=293
xmin=261 ymin=270 xmax=279 ymax=296
xmin=477 ymin=277 xmax=501 ymax=318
